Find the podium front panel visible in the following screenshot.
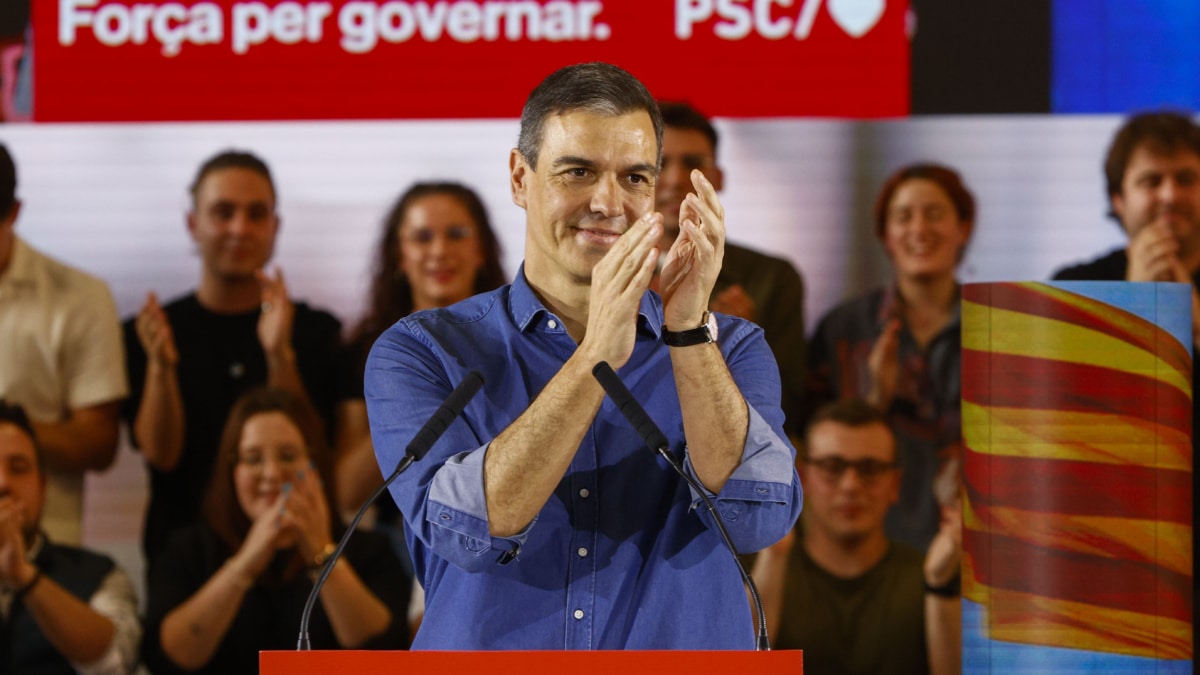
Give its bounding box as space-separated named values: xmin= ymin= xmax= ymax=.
xmin=262 ymin=649 xmax=803 ymax=674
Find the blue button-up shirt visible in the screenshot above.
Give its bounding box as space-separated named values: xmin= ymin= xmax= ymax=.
xmin=365 ymin=269 xmax=802 ymax=650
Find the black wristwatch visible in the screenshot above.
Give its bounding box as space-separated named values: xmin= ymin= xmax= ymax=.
xmin=923 ymin=572 xmax=961 ymax=597
xmin=663 ymin=312 xmax=718 ymax=347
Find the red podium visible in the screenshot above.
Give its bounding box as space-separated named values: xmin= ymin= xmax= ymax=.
xmin=262 ymin=649 xmax=803 ymax=674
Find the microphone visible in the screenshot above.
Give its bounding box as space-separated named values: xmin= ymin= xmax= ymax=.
xmin=592 ymin=360 xmax=669 ymax=454
xmin=297 ymin=371 xmax=485 ymax=650
xmin=591 ymin=361 xmax=771 ymax=651
xmin=406 ymin=371 xmax=486 ymax=461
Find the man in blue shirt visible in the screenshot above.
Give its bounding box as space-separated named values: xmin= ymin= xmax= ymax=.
xmin=365 ymin=62 xmax=802 ymax=649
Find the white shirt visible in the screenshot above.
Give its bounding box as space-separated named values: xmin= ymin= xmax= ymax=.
xmin=0 ymin=237 xmax=129 ymax=543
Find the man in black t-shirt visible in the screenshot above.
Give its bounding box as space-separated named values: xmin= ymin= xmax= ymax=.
xmin=122 ymin=150 xmax=343 ymax=569
xmin=1054 ymin=111 xmax=1200 ymax=334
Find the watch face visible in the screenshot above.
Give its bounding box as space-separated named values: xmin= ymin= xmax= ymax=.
xmin=706 ymin=311 xmax=719 ymax=343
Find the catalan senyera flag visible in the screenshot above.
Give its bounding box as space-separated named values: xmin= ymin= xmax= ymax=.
xmin=962 ymin=281 xmax=1193 ymax=672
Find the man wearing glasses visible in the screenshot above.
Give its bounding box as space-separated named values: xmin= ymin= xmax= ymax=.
xmin=751 ymin=399 xmax=961 ymax=674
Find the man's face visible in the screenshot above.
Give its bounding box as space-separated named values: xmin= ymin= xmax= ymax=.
xmin=1112 ymin=144 xmax=1200 ymax=257
xmin=188 ymin=167 xmax=279 ymax=283
xmin=511 ymin=109 xmax=658 ymax=286
xmin=800 ymin=420 xmax=899 ymax=546
xmin=655 ymin=127 xmax=723 ymax=233
xmin=0 ymin=422 xmax=43 ymax=542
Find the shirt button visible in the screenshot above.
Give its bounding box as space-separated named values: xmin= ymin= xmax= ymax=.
xmin=577 ymin=547 xmax=588 ymax=558
xmin=548 ymin=319 xmax=558 ymax=329
xmin=573 ymin=609 xmax=585 ymax=620
xmin=579 ymin=488 xmax=590 ymax=498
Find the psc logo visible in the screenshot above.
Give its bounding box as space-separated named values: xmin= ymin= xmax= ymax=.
xmin=676 ymin=0 xmax=886 ymax=40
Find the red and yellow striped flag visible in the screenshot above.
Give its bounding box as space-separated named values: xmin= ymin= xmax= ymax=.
xmin=962 ymin=281 xmax=1192 ymax=660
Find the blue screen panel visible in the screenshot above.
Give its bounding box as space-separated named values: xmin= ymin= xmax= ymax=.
xmin=1053 ymin=0 xmax=1200 ymax=113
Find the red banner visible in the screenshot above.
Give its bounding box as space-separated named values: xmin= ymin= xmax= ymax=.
xmin=35 ymin=0 xmax=908 ymax=122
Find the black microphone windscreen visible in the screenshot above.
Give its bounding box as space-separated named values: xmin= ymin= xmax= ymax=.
xmin=406 ymin=370 xmax=485 ymax=460
xmin=592 ymin=361 xmax=670 ymax=452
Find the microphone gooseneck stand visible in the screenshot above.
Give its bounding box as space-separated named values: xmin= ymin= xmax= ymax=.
xmin=296 ymin=371 xmax=485 ymax=650
xmin=592 ymin=361 xmax=771 ymax=651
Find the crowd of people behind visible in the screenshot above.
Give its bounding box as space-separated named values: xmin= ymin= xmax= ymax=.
xmin=1 ymin=75 xmax=1198 ymax=674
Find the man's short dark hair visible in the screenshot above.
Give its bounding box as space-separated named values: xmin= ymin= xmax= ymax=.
xmin=189 ymin=149 xmax=276 ymax=208
xmin=802 ymin=399 xmax=893 ymax=461
xmin=1105 ymin=111 xmax=1200 ymax=198
xmin=0 ymin=399 xmax=43 ymax=473
xmin=517 ymin=62 xmax=664 ymax=171
xmin=0 ymin=142 xmax=16 ymax=218
xmin=658 ymin=101 xmax=719 ymax=155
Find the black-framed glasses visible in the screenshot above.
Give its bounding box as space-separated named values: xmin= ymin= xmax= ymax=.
xmin=807 ymin=456 xmax=897 ymax=483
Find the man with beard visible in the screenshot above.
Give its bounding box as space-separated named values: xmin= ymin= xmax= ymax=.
xmin=0 ymin=400 xmax=140 ymax=674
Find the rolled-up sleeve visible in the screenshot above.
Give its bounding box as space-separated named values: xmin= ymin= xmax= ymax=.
xmin=682 ymin=318 xmax=803 ymax=553
xmin=365 ymin=321 xmax=524 ymax=574
xmin=425 ymin=445 xmax=531 ymax=570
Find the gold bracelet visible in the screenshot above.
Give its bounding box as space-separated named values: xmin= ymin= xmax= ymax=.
xmin=311 ymin=543 xmax=337 ymax=571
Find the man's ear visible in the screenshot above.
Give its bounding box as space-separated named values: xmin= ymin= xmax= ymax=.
xmin=888 ymin=468 xmax=902 ymax=505
xmin=1111 ymin=193 xmax=1132 ymax=235
xmin=6 ymin=200 xmax=22 ymax=227
xmin=510 ymin=148 xmax=530 ymax=209
xmin=185 ymin=210 xmax=197 ymax=240
xmin=0 ymin=200 xmax=22 ymax=229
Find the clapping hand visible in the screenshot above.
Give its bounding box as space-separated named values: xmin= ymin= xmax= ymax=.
xmin=135 ymin=292 xmax=179 ymax=369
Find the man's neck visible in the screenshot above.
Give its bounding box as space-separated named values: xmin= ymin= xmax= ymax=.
xmin=196 ymin=273 xmax=262 ymax=314
xmin=0 ymin=231 xmax=14 ymax=278
xmin=803 ymin=525 xmax=891 ymax=580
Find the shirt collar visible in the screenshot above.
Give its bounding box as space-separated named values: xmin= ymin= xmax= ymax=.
xmin=0 ymin=237 xmax=36 ymax=288
xmin=877 ymin=282 xmax=963 ymax=330
xmin=509 ymin=263 xmax=662 ymax=339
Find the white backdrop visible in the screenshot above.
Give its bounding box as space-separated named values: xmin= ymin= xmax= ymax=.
xmin=0 ymin=114 xmax=1133 ymax=594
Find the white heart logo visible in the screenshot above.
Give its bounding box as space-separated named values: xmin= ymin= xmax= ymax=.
xmin=826 ymin=0 xmax=885 ymax=38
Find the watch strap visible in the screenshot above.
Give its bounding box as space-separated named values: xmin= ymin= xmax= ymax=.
xmin=662 ymin=312 xmax=716 ymax=347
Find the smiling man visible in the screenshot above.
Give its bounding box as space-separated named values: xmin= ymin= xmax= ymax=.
xmin=366 ymin=62 xmax=802 ymax=649
xmin=122 ymin=150 xmax=343 ymax=571
xmin=1054 ymin=111 xmax=1200 ymax=337
xmin=0 ymin=400 xmax=141 ymax=674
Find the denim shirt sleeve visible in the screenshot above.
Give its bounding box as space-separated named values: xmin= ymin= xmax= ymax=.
xmin=680 ymin=316 xmax=803 ymax=554
xmin=365 ymin=319 xmax=525 ymax=573
xmin=425 ymin=443 xmax=532 ymax=568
